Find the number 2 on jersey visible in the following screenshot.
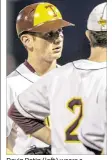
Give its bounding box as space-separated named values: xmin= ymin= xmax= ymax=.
xmin=65 ymin=98 xmax=83 ymax=143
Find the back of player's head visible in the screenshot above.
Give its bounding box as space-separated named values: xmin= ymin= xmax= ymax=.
xmin=86 ymin=2 xmax=107 ymax=48
xmin=87 ymin=2 xmax=107 ymax=31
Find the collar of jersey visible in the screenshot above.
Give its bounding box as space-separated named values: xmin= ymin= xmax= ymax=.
xmin=73 ymin=59 xmax=106 ymax=70
xmin=24 ymin=60 xmax=36 ymax=73
xmin=24 ymin=60 xmax=60 ymax=72
xmin=16 ymin=60 xmax=60 ymax=83
xmin=16 ymin=62 xmax=39 ymax=83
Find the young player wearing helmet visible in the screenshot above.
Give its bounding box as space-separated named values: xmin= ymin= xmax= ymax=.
xmin=7 ymin=2 xmax=74 ymax=154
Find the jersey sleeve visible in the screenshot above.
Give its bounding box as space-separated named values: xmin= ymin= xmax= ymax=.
xmin=78 ymin=89 xmax=106 ymax=152
xmin=7 ymin=82 xmax=16 ymax=137
xmin=13 ymin=74 xmax=51 ymax=121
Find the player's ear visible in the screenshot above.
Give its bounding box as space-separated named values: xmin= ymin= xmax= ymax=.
xmin=85 ymin=30 xmax=91 ymax=42
xmin=20 ymin=34 xmax=33 ymax=50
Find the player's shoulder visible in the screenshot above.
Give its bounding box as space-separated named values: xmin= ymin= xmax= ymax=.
xmin=7 ymin=70 xmax=19 ymax=86
xmin=37 ymin=62 xmax=74 ymax=85
xmin=7 ymin=63 xmax=23 ymax=78
xmin=32 ymin=62 xmax=75 ymax=89
xmin=7 ymin=69 xmax=19 ymax=79
xmin=7 ymin=63 xmax=27 ymax=86
xmin=50 ymin=62 xmax=74 ymax=77
xmin=73 ymin=59 xmax=106 ymax=70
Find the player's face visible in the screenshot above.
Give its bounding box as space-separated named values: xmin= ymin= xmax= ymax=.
xmin=33 ymin=29 xmax=64 ymax=62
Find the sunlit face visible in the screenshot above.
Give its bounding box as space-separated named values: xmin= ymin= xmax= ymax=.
xmin=29 ymin=29 xmax=64 ymax=62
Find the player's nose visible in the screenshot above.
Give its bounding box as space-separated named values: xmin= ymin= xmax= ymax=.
xmin=54 ymin=35 xmax=63 ymax=44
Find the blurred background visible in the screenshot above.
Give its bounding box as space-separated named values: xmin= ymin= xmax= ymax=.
xmin=7 ymin=0 xmax=105 ymax=75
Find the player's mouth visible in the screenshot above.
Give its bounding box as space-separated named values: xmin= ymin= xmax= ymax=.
xmin=52 ymin=46 xmax=62 ymax=53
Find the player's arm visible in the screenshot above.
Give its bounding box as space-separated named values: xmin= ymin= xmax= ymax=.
xmin=8 ymin=103 xmax=51 ymax=145
xmin=32 ymin=127 xmax=51 ymax=145
xmin=8 ymin=74 xmax=51 ymax=144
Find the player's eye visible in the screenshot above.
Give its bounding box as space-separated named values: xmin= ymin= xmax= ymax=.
xmin=44 ymin=29 xmax=63 ymax=40
xmin=45 ymin=32 xmax=54 ymax=38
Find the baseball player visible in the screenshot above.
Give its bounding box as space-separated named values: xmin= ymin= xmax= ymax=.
xmin=8 ymin=2 xmax=107 ymax=154
xmin=7 ymin=2 xmax=74 ymax=154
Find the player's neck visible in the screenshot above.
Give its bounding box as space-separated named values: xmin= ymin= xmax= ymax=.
xmin=88 ymin=47 xmax=107 ymax=62
xmin=27 ymin=56 xmax=57 ymax=76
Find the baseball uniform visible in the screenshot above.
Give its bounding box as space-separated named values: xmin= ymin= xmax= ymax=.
xmin=9 ymin=59 xmax=106 ymax=154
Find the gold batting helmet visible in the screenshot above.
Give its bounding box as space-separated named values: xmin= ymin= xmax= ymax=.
xmin=16 ymin=2 xmax=75 ymax=36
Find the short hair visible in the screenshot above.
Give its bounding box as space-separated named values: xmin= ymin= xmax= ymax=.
xmin=88 ymin=30 xmax=107 ymax=48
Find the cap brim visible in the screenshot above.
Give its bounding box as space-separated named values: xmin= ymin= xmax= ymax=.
xmin=29 ymin=19 xmax=75 ymax=33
